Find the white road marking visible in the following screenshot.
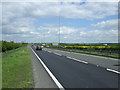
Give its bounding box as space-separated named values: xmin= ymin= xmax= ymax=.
xmin=54 ymin=50 xmax=66 ymax=52
xmin=31 ymin=48 xmax=65 ymax=90
xmin=67 ymin=56 xmax=88 ymax=64
xmin=106 ymin=68 xmax=120 ymax=74
xmin=69 ymin=52 xmax=118 ymax=61
xmin=54 ymin=53 xmax=62 ymax=56
xmin=46 ymin=48 xmax=118 ymax=61
xmin=48 ymin=51 xmax=52 ymax=53
xmin=97 ymin=65 xmax=99 ymax=67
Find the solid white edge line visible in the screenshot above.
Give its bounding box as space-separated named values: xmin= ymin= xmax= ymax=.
xmin=31 ymin=48 xmax=65 ymax=90
xmin=67 ymin=56 xmax=88 ymax=64
xmin=106 ymin=68 xmax=120 ymax=74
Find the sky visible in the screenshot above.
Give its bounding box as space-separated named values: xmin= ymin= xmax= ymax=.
xmin=1 ymin=1 xmax=119 ymax=43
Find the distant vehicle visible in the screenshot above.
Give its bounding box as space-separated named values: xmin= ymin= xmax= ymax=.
xmin=36 ymin=45 xmax=42 ymax=50
xmin=46 ymin=45 xmax=50 ymax=48
xmin=61 ymin=46 xmax=66 ymax=49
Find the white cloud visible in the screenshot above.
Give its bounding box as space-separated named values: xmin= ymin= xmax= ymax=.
xmin=60 ymin=26 xmax=79 ymax=34
xmin=92 ymin=19 xmax=118 ymax=30
xmin=55 ymin=29 xmax=118 ymax=43
xmin=60 ymin=2 xmax=117 ymax=19
xmin=79 ymin=30 xmax=118 ymax=43
xmin=2 ymin=24 xmax=118 ymax=43
xmin=1 ymin=0 xmax=119 ymax=3
xmin=38 ymin=25 xmax=84 ymax=35
xmin=2 ymin=2 xmax=118 ymax=21
xmin=1 ymin=2 xmax=118 ymax=43
xmin=80 ymin=32 xmax=87 ymax=36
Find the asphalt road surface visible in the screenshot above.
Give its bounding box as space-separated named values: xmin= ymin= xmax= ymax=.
xmin=44 ymin=48 xmax=119 ymax=71
xmin=32 ymin=46 xmax=119 ymax=88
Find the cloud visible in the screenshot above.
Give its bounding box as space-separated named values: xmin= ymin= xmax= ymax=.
xmin=78 ymin=30 xmax=118 ymax=43
xmin=38 ymin=25 xmax=85 ymax=35
xmin=80 ymin=32 xmax=87 ymax=36
xmin=37 ymin=25 xmax=118 ymax=43
xmin=2 ymin=2 xmax=118 ymax=21
xmin=1 ymin=0 xmax=119 ymax=3
xmin=92 ymin=19 xmax=118 ymax=30
xmin=1 ymin=2 xmax=118 ymax=43
xmin=60 ymin=2 xmax=117 ymax=19
xmin=52 ymin=29 xmax=118 ymax=43
xmin=2 ymin=25 xmax=118 ymax=43
xmin=2 ymin=17 xmax=35 ymax=35
xmin=60 ymin=26 xmax=80 ymax=34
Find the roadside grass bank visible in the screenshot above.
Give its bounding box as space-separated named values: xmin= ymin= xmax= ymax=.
xmin=2 ymin=46 xmax=34 ymax=88
xmin=0 ymin=56 xmax=2 ymax=89
xmin=47 ymin=48 xmax=119 ymax=59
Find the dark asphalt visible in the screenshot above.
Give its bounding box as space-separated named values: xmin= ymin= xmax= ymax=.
xmin=44 ymin=48 xmax=119 ymax=71
xmin=32 ymin=47 xmax=119 ymax=88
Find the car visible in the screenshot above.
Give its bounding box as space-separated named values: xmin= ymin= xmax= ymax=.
xmin=46 ymin=45 xmax=50 ymax=48
xmin=36 ymin=45 xmax=42 ymax=50
xmin=60 ymin=46 xmax=66 ymax=49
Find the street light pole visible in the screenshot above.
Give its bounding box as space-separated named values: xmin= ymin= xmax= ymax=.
xmin=58 ymin=9 xmax=60 ymax=46
xmin=44 ymin=33 xmax=45 ymax=44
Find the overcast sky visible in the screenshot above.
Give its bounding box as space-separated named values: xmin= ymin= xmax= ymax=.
xmin=1 ymin=1 xmax=118 ymax=43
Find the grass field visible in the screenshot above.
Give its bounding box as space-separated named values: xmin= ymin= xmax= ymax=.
xmin=2 ymin=46 xmax=33 ymax=88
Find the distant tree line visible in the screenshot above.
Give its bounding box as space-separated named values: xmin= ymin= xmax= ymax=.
xmin=1 ymin=41 xmax=27 ymax=52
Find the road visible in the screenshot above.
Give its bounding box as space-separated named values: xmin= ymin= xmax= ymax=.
xmin=31 ymin=46 xmax=119 ymax=88
xmin=44 ymin=48 xmax=119 ymax=71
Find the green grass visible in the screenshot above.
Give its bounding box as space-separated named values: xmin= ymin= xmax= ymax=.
xmin=2 ymin=46 xmax=33 ymax=88
xmin=49 ymin=48 xmax=119 ymax=59
xmin=0 ymin=56 xmax=2 ymax=89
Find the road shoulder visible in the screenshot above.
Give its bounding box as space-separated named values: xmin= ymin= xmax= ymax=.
xmin=30 ymin=48 xmax=58 ymax=88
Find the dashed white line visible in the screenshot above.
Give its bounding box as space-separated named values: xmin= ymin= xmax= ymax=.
xmin=46 ymin=48 xmax=118 ymax=61
xmin=44 ymin=48 xmax=120 ymax=75
xmin=54 ymin=53 xmax=62 ymax=56
xmin=48 ymin=51 xmax=52 ymax=53
xmin=106 ymin=68 xmax=120 ymax=74
xmin=97 ymin=65 xmax=99 ymax=67
xmin=68 ymin=52 xmax=118 ymax=61
xmin=31 ymin=48 xmax=65 ymax=90
xmin=67 ymin=56 xmax=120 ymax=74
xmin=67 ymin=56 xmax=88 ymax=64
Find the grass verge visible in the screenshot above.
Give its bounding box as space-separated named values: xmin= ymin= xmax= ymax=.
xmin=0 ymin=56 xmax=2 ymax=89
xmin=2 ymin=46 xmax=33 ymax=88
xmin=49 ymin=48 xmax=119 ymax=59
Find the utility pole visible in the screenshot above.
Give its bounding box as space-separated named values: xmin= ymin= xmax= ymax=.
xmin=44 ymin=33 xmax=45 ymax=44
